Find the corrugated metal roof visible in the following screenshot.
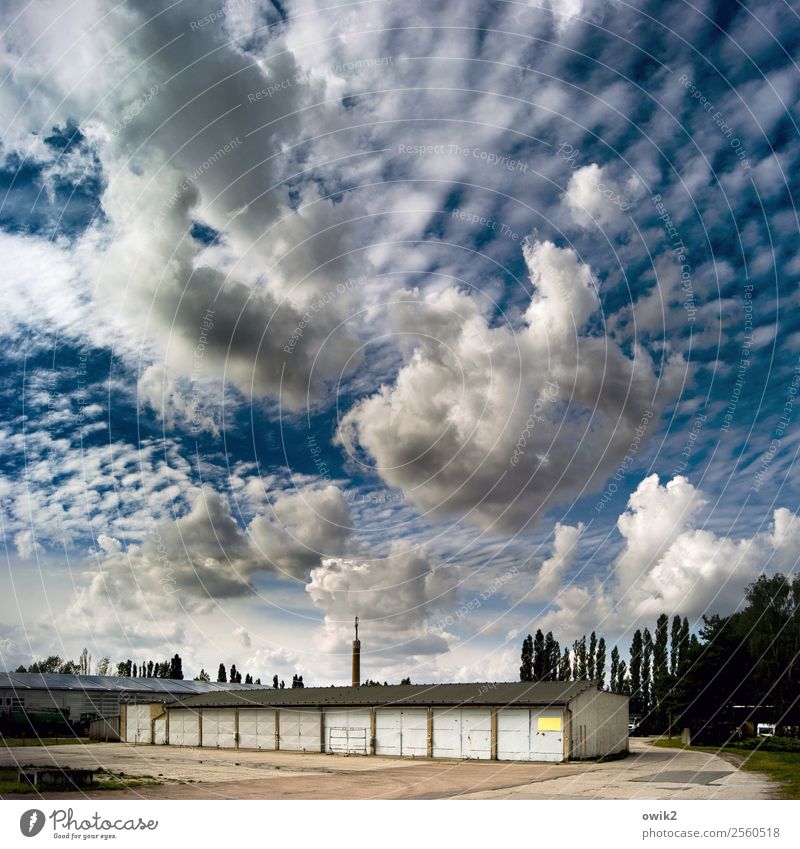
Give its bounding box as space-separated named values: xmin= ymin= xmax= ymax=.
xmin=173 ymin=680 xmax=598 ymax=709
xmin=0 ymin=672 xmax=266 ymax=695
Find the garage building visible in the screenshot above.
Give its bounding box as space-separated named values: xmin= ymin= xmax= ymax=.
xmin=123 ymin=680 xmax=628 ymax=762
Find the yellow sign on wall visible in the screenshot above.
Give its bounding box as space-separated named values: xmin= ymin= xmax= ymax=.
xmin=537 ymin=716 xmax=562 ymax=732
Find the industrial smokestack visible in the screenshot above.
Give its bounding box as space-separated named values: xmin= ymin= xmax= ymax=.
xmin=352 ymin=615 xmax=361 ymax=688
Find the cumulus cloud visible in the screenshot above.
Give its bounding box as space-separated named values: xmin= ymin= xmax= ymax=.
xmin=563 ymin=163 xmax=641 ymax=229
xmin=534 ymin=521 xmax=584 ymax=597
xmin=67 ymin=482 xmax=354 ymax=643
xmin=537 ymin=475 xmax=800 ymax=640
xmin=306 ymin=541 xmax=458 ymax=658
xmin=337 ymin=240 xmax=683 ymax=531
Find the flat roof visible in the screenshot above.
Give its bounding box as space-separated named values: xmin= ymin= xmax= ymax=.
xmin=173 ymin=680 xmax=599 ymax=709
xmin=0 ymin=672 xmax=266 ymax=695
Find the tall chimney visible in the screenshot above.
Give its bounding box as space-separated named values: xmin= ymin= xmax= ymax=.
xmin=352 ymin=615 xmax=361 ymax=688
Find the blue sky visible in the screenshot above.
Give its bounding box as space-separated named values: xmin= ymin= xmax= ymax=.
xmin=0 ymin=0 xmax=798 ymax=685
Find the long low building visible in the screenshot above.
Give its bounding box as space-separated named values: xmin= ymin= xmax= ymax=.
xmin=122 ymin=680 xmax=628 ymax=761
xmin=0 ymin=672 xmax=262 ymax=727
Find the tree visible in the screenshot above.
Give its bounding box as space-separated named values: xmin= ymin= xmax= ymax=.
xmin=670 ymin=615 xmax=682 ymax=676
xmin=195 ymin=668 xmax=210 ymax=682
xmin=217 ymin=663 xmax=227 ymax=683
xmin=132 ymin=663 xmax=138 ymax=677
xmin=543 ymin=632 xmax=557 ymax=681
xmin=678 ymin=617 xmax=690 ymax=675
xmin=609 ymin=646 xmax=620 ymax=693
xmin=652 ymin=614 xmax=670 ymax=726
xmin=577 ymin=635 xmax=587 ymax=679
xmin=641 ymin=629 xmax=653 ymax=717
xmin=147 ymin=660 xmax=154 ymax=678
xmin=629 ymin=630 xmax=643 ymax=714
xmin=245 ymin=673 xmax=253 ymax=684
xmin=400 ymin=677 xmax=411 ymax=685
xmin=559 ymin=647 xmax=571 ymax=681
xmin=588 ymin=632 xmax=597 ymax=680
xmin=519 ymin=634 xmax=533 ymax=682
xmin=169 ymin=654 xmax=183 ymax=680
xmin=273 ymin=674 xmax=279 ymax=689
xmin=78 ymin=648 xmax=92 ymax=676
xmin=229 ymin=664 xmax=242 ymax=684
xmin=255 ymin=678 xmax=261 ymax=685
xmin=29 ymin=655 xmax=63 ymax=673
xmin=595 ymin=637 xmax=606 ymax=690
xmin=14 ymin=665 xmax=27 ymax=673
xmin=292 ymin=675 xmax=304 ymax=688
xmin=280 ymin=679 xmax=285 ymax=688
xmin=532 ymin=630 xmax=545 ymax=681
xmin=616 ymin=660 xmax=628 ymax=694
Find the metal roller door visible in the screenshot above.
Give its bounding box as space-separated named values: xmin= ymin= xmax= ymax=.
xmin=497 ymin=708 xmax=564 ymax=762
xmin=374 ymin=708 xmax=427 ymax=757
xmin=201 ymin=708 xmax=237 ymax=749
xmin=323 ymin=709 xmax=370 ymax=754
xmin=169 ymin=709 xmax=200 ymax=747
xmin=278 ymin=708 xmax=321 ymax=752
xmin=238 ymin=709 xmax=276 ymax=750
xmin=432 ymin=709 xmax=491 ymax=759
xmin=125 ymin=705 xmax=151 ymax=744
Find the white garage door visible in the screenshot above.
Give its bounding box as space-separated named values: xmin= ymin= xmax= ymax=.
xmin=202 ymin=709 xmax=237 ymax=748
xmin=153 ymin=716 xmax=167 ymax=745
xmin=125 ymin=705 xmax=151 ymax=744
xmin=169 ymin=709 xmax=200 ymax=747
xmin=324 ymin=709 xmax=370 ymax=754
xmin=432 ymin=709 xmax=491 ymax=759
xmin=239 ymin=709 xmax=276 ymax=750
xmin=497 ymin=708 xmax=564 ymax=762
xmin=278 ymin=708 xmax=321 ymax=752
xmin=375 ymin=709 xmax=428 ymax=757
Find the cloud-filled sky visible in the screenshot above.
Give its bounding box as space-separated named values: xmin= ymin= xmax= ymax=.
xmin=0 ymin=0 xmax=798 ymax=685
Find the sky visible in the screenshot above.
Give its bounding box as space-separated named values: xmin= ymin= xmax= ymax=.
xmin=0 ymin=0 xmax=798 ymax=686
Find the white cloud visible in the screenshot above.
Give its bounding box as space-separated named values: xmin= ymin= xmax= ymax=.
xmin=563 ymin=164 xmax=640 ymax=229
xmin=534 ymin=521 xmax=584 ymax=597
xmin=536 ymin=475 xmax=800 ymax=641
xmin=337 ymin=240 xmax=683 ymax=531
xmin=233 ymin=626 xmax=251 ymax=648
xmin=306 ymin=541 xmax=458 ymax=658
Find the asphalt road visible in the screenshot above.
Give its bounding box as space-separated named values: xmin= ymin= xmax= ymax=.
xmin=0 ymin=738 xmax=774 ymax=800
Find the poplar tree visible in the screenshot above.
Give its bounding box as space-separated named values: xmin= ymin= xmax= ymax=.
xmin=519 ymin=634 xmax=533 ymax=681
xmin=609 ymin=646 xmax=620 ymax=693
xmin=596 ymin=637 xmax=606 ymax=690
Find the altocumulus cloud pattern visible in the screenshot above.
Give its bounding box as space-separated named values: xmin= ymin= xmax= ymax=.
xmin=0 ymin=0 xmax=798 ymax=688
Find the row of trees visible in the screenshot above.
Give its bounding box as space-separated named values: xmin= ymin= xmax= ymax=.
xmin=519 ymin=573 xmax=800 ymax=733
xmin=115 ymin=655 xmax=185 ymax=680
xmin=519 ymin=630 xmax=607 ymax=685
xmin=14 ymin=652 xmax=301 ymax=689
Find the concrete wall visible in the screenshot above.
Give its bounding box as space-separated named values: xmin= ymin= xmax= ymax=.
xmin=568 ymin=688 xmax=629 ymax=760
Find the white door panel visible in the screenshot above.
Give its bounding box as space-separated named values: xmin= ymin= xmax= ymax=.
xmin=279 ymin=708 xmax=321 ymax=751
xmin=432 ymin=709 xmax=491 ymax=759
xmin=324 ymin=709 xmax=370 ymax=754
xmin=239 ymin=709 xmax=276 ymax=750
xmin=125 ymin=705 xmax=150 ymax=744
xmin=375 ymin=708 xmax=427 ymax=757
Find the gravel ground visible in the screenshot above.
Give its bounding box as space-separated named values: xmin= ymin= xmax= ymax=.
xmin=0 ymin=738 xmax=774 ymax=800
